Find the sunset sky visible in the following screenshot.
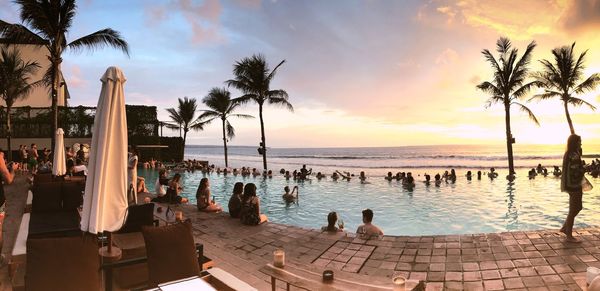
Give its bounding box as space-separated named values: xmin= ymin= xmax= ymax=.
xmin=1 ymin=0 xmax=599 ymax=147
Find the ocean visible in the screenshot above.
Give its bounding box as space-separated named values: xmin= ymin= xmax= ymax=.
xmin=183 ymin=144 xmax=600 ymax=176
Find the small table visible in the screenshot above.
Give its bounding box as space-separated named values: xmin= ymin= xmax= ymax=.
xmin=153 ymin=205 xmax=177 ymax=225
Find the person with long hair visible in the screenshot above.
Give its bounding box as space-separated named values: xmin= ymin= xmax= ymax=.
xmin=321 ymin=212 xmax=343 ymax=232
xmin=560 ymin=134 xmax=585 ymax=242
xmin=228 ymin=182 xmax=244 ymax=218
xmin=164 ymin=173 xmax=188 ymax=204
xmin=239 ymin=183 xmax=268 ymax=225
xmin=196 ymin=178 xmax=222 ymax=212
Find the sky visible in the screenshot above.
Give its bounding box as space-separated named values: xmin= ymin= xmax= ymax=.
xmin=1 ymin=0 xmax=600 ymax=147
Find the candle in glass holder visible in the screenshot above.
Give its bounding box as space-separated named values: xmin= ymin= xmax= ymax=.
xmin=143 ymin=197 xmax=151 ymax=204
xmin=175 ymin=211 xmax=183 ymax=221
xmin=392 ymin=275 xmax=406 ymax=291
xmin=273 ymin=249 xmax=285 ymax=268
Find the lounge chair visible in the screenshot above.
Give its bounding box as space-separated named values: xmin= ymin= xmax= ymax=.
xmin=25 ymin=235 xmax=101 ymax=291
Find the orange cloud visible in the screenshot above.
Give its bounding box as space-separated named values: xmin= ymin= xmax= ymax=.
xmin=430 ymin=0 xmax=568 ymax=40
xmin=561 ymin=0 xmax=600 ymax=32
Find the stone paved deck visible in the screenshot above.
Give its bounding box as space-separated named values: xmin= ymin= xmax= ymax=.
xmin=173 ymin=201 xmax=597 ymax=291
xmin=1 ymin=177 xmax=597 ymax=290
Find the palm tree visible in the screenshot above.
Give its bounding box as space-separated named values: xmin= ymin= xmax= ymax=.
xmin=531 ymin=43 xmax=599 ymax=134
xmin=0 ymin=0 xmax=129 ymax=149
xmin=166 ymin=97 xmax=204 ymax=161
xmin=0 ymin=48 xmax=41 ymax=161
xmin=477 ymin=37 xmax=541 ymax=175
xmin=199 ymin=88 xmax=253 ymax=167
xmin=226 ymin=54 xmax=292 ymax=170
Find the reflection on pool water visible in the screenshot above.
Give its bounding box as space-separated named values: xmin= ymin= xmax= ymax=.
xmin=138 ymin=168 xmax=600 ymax=236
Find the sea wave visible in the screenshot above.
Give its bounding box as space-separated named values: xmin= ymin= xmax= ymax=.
xmin=270 ymin=154 xmax=564 ymax=161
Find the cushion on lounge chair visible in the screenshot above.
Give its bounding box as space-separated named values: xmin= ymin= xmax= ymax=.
xmin=28 ymin=210 xmax=81 ymax=239
xmin=117 ymin=203 xmax=155 ymax=233
xmin=25 ymin=235 xmax=100 ymax=291
xmin=142 ymin=220 xmax=200 ymax=287
xmin=33 ymin=173 xmax=54 ymax=184
xmin=31 ymin=182 xmax=63 ymax=213
xmin=61 ymin=181 xmax=85 ymax=211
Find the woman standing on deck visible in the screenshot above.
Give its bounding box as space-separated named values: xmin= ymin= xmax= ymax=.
xmin=560 ymin=134 xmax=586 ymax=242
xmin=127 ymin=145 xmax=138 ymax=202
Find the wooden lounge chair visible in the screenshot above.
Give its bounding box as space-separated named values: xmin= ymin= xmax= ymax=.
xmin=25 ymin=235 xmax=101 ymax=291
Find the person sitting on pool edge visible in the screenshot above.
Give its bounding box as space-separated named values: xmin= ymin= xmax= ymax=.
xmin=356 ymin=208 xmax=383 ymax=238
xmin=282 ymin=186 xmax=298 ymax=203
xmin=228 ymin=182 xmax=244 ymax=218
xmin=321 ymin=211 xmax=344 ymax=232
xmin=240 ymin=183 xmax=268 ymax=225
xmin=196 ymin=177 xmax=223 ymax=212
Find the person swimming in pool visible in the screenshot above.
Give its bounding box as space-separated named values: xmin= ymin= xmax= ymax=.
xmin=359 ymin=171 xmax=369 ymax=184
xmin=385 ymin=172 xmax=394 ymax=181
xmin=282 ymin=186 xmax=298 ymax=203
xmin=331 ymin=171 xmax=339 ymax=181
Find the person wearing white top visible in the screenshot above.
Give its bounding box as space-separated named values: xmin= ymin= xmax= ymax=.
xmin=73 ymin=159 xmax=88 ymax=176
xmin=155 ymin=169 xmax=168 ymax=196
xmin=128 ymin=146 xmax=139 ymax=203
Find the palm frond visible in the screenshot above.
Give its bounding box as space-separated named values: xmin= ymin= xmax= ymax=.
xmin=573 ymin=73 xmax=600 ymax=94
xmin=529 ymin=90 xmax=561 ymax=102
xmin=0 ymin=20 xmax=46 ymax=45
xmin=230 ymin=113 xmax=254 ymax=119
xmin=268 ymin=97 xmax=294 ymax=111
xmin=567 ymin=97 xmax=597 ymax=111
xmin=68 ymin=28 xmax=129 ymax=56
xmin=225 ymin=120 xmax=235 ymax=140
xmin=512 ymin=102 xmax=540 ymax=125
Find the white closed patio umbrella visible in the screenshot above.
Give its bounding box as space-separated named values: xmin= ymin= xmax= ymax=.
xmin=52 ymin=128 xmax=66 ymax=176
xmin=80 ymin=67 xmax=128 ymax=235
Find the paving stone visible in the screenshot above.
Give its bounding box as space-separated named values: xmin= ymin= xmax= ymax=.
xmin=481 ymin=269 xmax=501 ymax=280
xmin=445 ymin=271 xmax=462 ymax=281
xmin=463 ymin=271 xmax=481 ymax=281
xmin=522 ymin=276 xmax=545 ymax=287
xmin=503 ymin=277 xmax=525 ymax=289
xmin=427 ymin=271 xmax=445 ymax=282
xmin=462 ymin=281 xmax=484 ymax=291
xmin=483 ymin=279 xmax=504 ymax=290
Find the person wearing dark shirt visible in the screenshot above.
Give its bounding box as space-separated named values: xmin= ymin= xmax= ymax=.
xmin=228 ymin=182 xmax=244 ymax=218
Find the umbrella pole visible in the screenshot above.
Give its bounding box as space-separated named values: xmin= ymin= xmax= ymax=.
xmin=99 ymin=231 xmax=122 ymax=260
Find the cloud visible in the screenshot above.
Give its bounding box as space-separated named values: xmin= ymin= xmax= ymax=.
xmin=428 ymin=0 xmax=567 ymax=40
xmin=469 ymin=75 xmax=481 ymax=85
xmin=65 ymin=65 xmax=88 ymax=89
xmin=561 ymin=0 xmax=600 ymax=32
xmin=144 ymin=0 xmax=224 ymax=44
xmin=435 ymin=48 xmax=459 ymax=65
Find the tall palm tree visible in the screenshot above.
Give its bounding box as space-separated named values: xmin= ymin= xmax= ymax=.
xmin=226 ymin=54 xmax=292 ymax=170
xmin=166 ymin=97 xmax=203 ymax=161
xmin=477 ymin=37 xmax=541 ymax=175
xmin=199 ymin=88 xmax=253 ymax=167
xmin=531 ymin=43 xmax=599 ymax=134
xmin=0 ymin=0 xmax=129 ymax=149
xmin=0 ymin=48 xmax=41 ymax=161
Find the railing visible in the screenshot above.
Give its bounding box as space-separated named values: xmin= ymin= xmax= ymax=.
xmin=0 ymin=105 xmax=160 ymax=138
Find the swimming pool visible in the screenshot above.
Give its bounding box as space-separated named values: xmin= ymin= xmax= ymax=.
xmin=138 ymin=168 xmax=600 ymax=236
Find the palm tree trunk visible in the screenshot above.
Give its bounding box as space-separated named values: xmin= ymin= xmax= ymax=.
xmin=564 ymin=100 xmax=575 ymax=135
xmin=259 ymin=104 xmax=267 ymax=170
xmin=6 ymin=105 xmax=12 ymax=162
xmin=504 ymin=102 xmax=515 ymax=175
xmin=222 ymin=118 xmax=228 ymax=167
xmin=51 ymin=61 xmax=60 ymax=153
xmin=182 ymin=129 xmax=187 ymax=162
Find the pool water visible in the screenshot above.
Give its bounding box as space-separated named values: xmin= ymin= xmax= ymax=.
xmin=138 ymin=168 xmax=600 ymax=236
